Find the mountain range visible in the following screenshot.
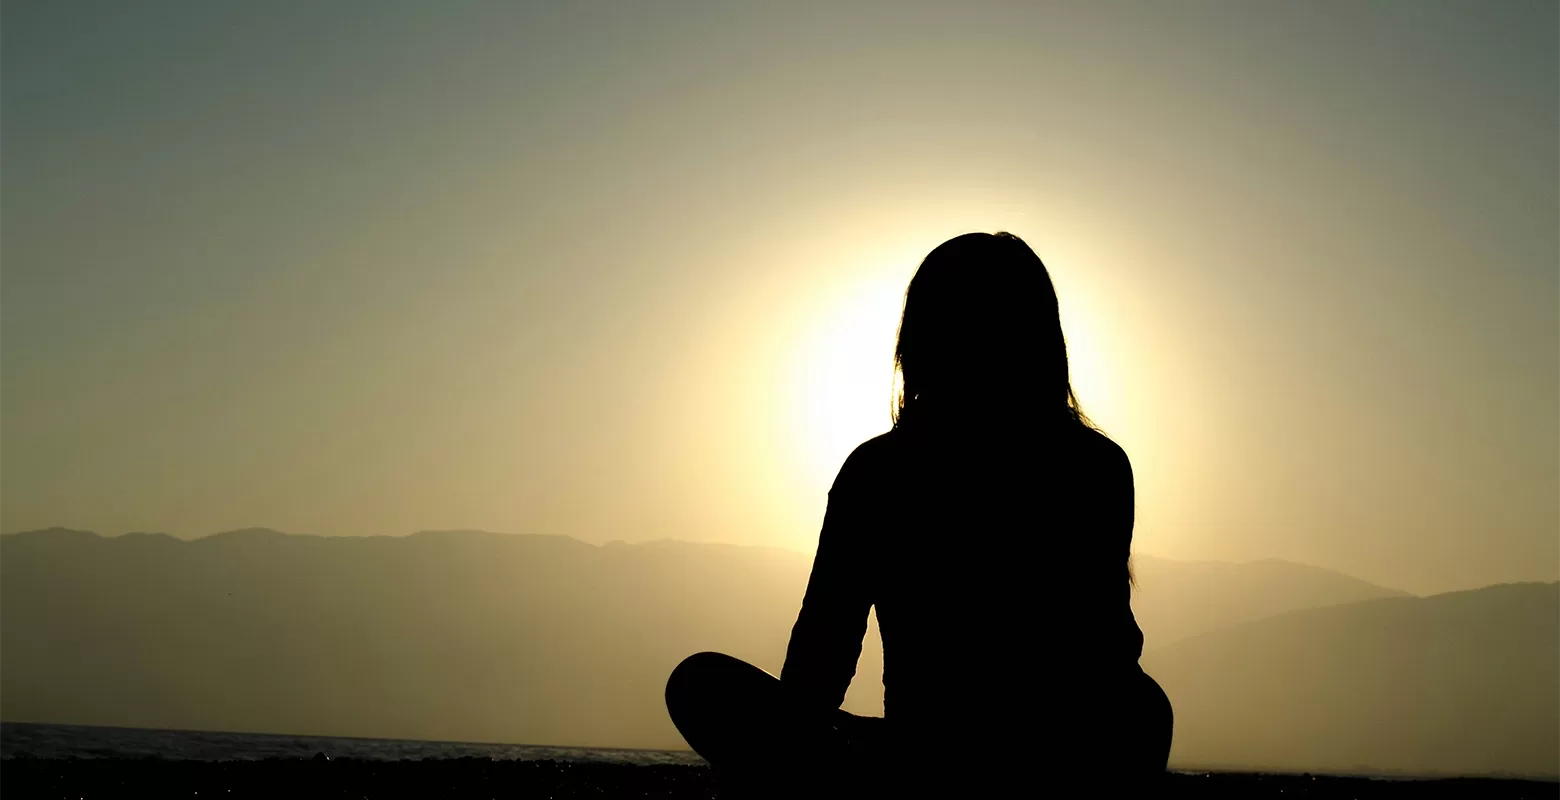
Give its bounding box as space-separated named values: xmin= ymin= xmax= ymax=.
xmin=1144 ymin=581 xmax=1557 ymax=778
xmin=2 ymin=528 xmax=1553 ymax=777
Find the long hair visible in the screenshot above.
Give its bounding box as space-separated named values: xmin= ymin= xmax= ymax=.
xmin=891 ymin=232 xmax=1092 ymax=430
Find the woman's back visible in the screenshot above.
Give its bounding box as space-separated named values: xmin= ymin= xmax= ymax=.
xmin=782 ymin=421 xmax=1143 ymax=734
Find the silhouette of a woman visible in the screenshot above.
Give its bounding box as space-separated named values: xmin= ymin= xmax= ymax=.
xmin=666 ymin=232 xmax=1172 ymax=796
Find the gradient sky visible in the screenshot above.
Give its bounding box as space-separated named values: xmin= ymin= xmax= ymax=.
xmin=4 ymin=0 xmax=1555 ymax=595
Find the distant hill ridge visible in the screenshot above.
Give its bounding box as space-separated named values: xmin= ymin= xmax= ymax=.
xmin=4 ymin=526 xmax=801 ymax=550
xmin=2 ymin=526 xmax=1412 ymax=652
xmin=5 ymin=527 xmax=1550 ymax=777
xmin=1142 ymin=581 xmax=1559 ymax=778
xmin=1128 ymin=553 xmax=1412 ymax=648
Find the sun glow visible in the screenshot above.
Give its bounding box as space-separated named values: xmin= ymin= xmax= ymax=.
xmin=783 ymin=274 xmax=908 ymax=499
xmin=778 ymin=263 xmax=1124 ymax=495
xmin=1057 ymin=294 xmax=1118 ymax=431
xmin=752 ymin=224 xmax=1137 ymax=555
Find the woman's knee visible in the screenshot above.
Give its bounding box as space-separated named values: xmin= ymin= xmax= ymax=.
xmin=666 ymin=652 xmax=769 ymax=720
xmin=666 ymin=652 xmax=786 ymax=768
xmin=667 ymin=652 xmax=725 ymax=711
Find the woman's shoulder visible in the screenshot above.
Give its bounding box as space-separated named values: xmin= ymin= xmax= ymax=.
xmin=842 ymin=429 xmax=900 ymax=469
xmin=1073 ymin=426 xmax=1133 ymax=483
xmin=1076 ymin=425 xmax=1128 ymax=460
xmin=830 ymin=424 xmax=1130 ymax=486
xmin=828 ymin=430 xmax=900 ymax=493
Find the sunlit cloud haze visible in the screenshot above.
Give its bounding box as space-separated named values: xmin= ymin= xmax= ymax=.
xmin=3 ymin=1 xmax=1555 ymax=596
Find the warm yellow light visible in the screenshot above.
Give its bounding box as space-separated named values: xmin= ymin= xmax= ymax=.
xmin=782 ymin=273 xmax=907 ymax=499
xmin=1058 ymin=293 xmax=1119 ymax=431
xmin=777 ymin=266 xmax=1122 ymax=500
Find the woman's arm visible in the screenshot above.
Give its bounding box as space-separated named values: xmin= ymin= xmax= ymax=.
xmin=1103 ymin=436 xmax=1144 ymax=663
xmin=779 ymin=451 xmax=874 ymax=711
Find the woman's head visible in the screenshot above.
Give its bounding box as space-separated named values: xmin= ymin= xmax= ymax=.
xmin=892 ymin=232 xmax=1089 ymax=429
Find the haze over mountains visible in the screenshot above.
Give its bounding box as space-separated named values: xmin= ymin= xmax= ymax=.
xmin=1128 ymin=554 xmax=1411 ymax=650
xmin=1143 ymin=582 xmax=1558 ymax=778
xmin=2 ymin=528 xmax=1554 ymax=778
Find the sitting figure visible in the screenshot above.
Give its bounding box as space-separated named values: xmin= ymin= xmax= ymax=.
xmin=666 ymin=232 xmax=1173 ymax=797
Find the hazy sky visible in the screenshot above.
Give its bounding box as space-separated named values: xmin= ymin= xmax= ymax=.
xmin=4 ymin=1 xmax=1555 ymax=595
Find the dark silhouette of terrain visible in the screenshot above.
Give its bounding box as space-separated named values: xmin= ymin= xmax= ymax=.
xmin=1142 ymin=582 xmax=1559 ymax=778
xmin=3 ymin=528 xmax=1551 ymax=777
xmin=1 ymin=756 xmax=1554 ymax=799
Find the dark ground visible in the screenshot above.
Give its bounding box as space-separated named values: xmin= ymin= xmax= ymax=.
xmin=0 ymin=757 xmax=1554 ymax=799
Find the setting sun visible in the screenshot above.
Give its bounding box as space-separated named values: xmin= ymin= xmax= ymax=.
xmin=776 ymin=248 xmax=1127 ymax=499
xmin=783 ymin=274 xmax=906 ymax=497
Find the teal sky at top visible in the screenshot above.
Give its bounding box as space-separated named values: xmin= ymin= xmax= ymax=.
xmin=3 ymin=0 xmax=1556 ymax=595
